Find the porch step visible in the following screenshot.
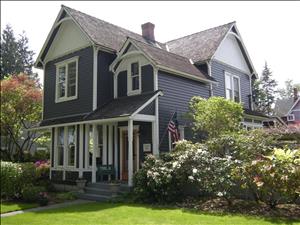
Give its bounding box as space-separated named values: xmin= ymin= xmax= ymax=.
xmin=76 ymin=182 xmax=131 ymax=201
xmin=76 ymin=193 xmax=110 ymax=202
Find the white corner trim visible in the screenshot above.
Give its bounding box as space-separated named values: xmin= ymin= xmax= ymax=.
xmin=130 ymin=91 xmax=163 ymax=117
xmin=93 ymin=46 xmax=99 ymax=110
xmin=154 ymin=67 xmax=158 ymax=91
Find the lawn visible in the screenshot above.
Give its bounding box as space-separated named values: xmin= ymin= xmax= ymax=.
xmin=1 ymin=202 xmax=38 ymax=214
xmin=1 ymin=202 xmax=299 ymax=225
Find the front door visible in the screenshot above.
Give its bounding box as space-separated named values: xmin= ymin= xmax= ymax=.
xmin=121 ymin=130 xmax=139 ymax=181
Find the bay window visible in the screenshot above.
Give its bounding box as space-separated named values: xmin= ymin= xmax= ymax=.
xmin=225 ymin=72 xmax=240 ymax=103
xmin=55 ymin=57 xmax=78 ymax=102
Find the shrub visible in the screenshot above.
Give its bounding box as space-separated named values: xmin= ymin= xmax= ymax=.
xmin=133 ymin=141 xmax=239 ymax=204
xmin=234 ymin=147 xmax=300 ymax=208
xmin=37 ymin=192 xmax=49 ymax=206
xmin=206 ymin=129 xmax=278 ymax=161
xmin=22 ymin=185 xmax=46 ymax=202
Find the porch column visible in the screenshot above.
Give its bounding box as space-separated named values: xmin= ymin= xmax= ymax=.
xmin=153 ymin=98 xmax=159 ymax=156
xmin=79 ymin=124 xmax=84 ymax=178
xmin=114 ymin=124 xmax=118 ymax=180
xmin=128 ymin=119 xmax=133 ymax=186
xmin=92 ymin=124 xmax=98 ymax=183
xmin=102 ymin=125 xmax=107 ymax=165
xmin=108 ymin=124 xmax=113 ymax=165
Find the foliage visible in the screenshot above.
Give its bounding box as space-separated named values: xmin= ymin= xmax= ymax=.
xmin=0 ymin=161 xmax=49 ymax=200
xmin=0 ymin=73 xmax=42 ymax=162
xmin=277 ymin=79 xmax=298 ymax=100
xmin=252 ymin=62 xmax=278 ymax=115
xmin=22 ymin=185 xmax=46 ymax=203
xmin=133 ymin=141 xmax=239 ymax=204
xmin=0 ymin=24 xmax=35 ymax=79
xmin=188 ymin=96 xmax=243 ymax=139
xmin=234 ymin=148 xmax=300 ymax=208
xmin=206 ymin=129 xmax=279 ymax=161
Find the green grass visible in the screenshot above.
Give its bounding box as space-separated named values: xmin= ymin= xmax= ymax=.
xmin=1 ymin=202 xmax=38 ymax=214
xmin=1 ymin=202 xmax=299 ymax=225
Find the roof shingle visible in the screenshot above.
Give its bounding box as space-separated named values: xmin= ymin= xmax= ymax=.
xmin=166 ymin=22 xmax=235 ymax=63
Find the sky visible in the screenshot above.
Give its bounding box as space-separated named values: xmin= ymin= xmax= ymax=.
xmin=1 ymin=1 xmax=300 ymax=88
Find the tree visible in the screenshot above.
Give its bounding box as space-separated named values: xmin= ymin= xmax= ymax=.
xmin=0 ymin=73 xmax=42 ymax=162
xmin=188 ymin=96 xmax=244 ymax=139
xmin=0 ymin=24 xmax=35 ymax=79
xmin=277 ymin=79 xmax=300 ymax=100
xmin=253 ymin=62 xmax=278 ymax=115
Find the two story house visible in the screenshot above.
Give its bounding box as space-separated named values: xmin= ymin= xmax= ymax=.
xmin=33 ymin=5 xmax=267 ymax=186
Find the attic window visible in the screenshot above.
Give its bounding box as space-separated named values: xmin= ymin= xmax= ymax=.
xmin=287 ymin=114 xmax=295 ymax=121
xmin=128 ymin=61 xmax=141 ymax=95
xmin=55 ymin=57 xmax=78 ymax=103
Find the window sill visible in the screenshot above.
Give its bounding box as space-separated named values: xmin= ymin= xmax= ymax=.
xmin=55 ymin=96 xmax=78 ymax=103
xmin=127 ymin=90 xmax=141 ymax=96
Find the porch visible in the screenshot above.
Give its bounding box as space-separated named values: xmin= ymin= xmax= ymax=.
xmin=45 ymin=91 xmax=162 ymax=186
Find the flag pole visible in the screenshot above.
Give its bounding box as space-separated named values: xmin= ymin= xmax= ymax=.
xmin=159 ymin=111 xmax=176 ymax=148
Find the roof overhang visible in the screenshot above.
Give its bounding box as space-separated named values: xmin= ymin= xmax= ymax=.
xmin=210 ymin=23 xmax=258 ymax=78
xmin=110 ymin=38 xmax=216 ymax=85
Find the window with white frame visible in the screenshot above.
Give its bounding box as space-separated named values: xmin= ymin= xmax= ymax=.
xmin=67 ymin=126 xmax=76 ymax=166
xmin=55 ymin=126 xmax=76 ymax=167
xmin=55 ymin=57 xmax=78 ymax=102
xmin=287 ymin=114 xmax=295 ymax=121
xmin=225 ymin=72 xmax=240 ymax=103
xmin=128 ymin=62 xmax=141 ymax=94
xmin=57 ymin=127 xmax=64 ymax=166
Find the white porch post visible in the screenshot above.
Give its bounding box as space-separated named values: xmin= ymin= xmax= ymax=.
xmin=128 ymin=119 xmax=133 ymax=186
xmin=103 ymin=125 xmax=107 ymax=165
xmin=63 ymin=126 xmax=67 ymax=180
xmin=79 ymin=124 xmax=84 ymax=178
xmin=49 ymin=128 xmax=53 ymax=179
xmin=108 ymin=124 xmax=113 ymax=165
xmin=114 ymin=124 xmax=118 ymax=180
xmin=92 ymin=124 xmax=98 ymax=183
xmin=153 ymin=99 xmax=159 ymax=156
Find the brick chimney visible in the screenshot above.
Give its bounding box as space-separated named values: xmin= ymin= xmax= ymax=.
xmin=294 ymin=87 xmax=299 ymax=102
xmin=141 ymin=22 xmax=155 ymax=41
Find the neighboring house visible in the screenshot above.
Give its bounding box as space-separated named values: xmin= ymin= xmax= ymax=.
xmin=33 ymin=5 xmax=267 ymax=186
xmin=274 ymin=88 xmax=300 ymax=126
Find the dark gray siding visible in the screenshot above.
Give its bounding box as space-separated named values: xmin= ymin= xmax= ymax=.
xmin=141 ymin=65 xmax=154 ymax=93
xmin=117 ymin=71 xmax=127 ymax=97
xmin=97 ymin=51 xmax=116 ymax=107
xmin=211 ymin=60 xmax=251 ymax=109
xmin=157 ymin=71 xmax=210 ymax=152
xmin=117 ymin=64 xmax=154 ymax=98
xmin=44 ymin=47 xmax=93 ymax=119
xmin=140 ymin=102 xmax=155 ymax=115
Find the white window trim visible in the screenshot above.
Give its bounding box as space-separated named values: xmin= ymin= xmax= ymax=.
xmin=55 ymin=56 xmax=79 ymax=103
xmin=287 ymin=114 xmax=295 ymax=121
xmin=54 ymin=125 xmax=77 ymax=169
xmin=224 ymin=71 xmax=241 ymax=103
xmin=127 ymin=60 xmax=142 ymax=96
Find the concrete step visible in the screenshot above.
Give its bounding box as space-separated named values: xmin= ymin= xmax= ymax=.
xmin=86 ymin=182 xmax=122 ymax=189
xmin=84 ymin=187 xmax=118 ymax=196
xmin=76 ymin=193 xmax=110 ymax=202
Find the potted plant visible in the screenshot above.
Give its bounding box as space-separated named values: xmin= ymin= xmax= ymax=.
xmin=76 ymin=177 xmax=87 ymax=192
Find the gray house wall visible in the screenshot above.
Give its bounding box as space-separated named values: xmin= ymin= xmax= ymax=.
xmin=116 ymin=64 xmax=154 ymax=98
xmin=157 ymin=71 xmax=210 ymax=152
xmin=291 ymin=100 xmax=300 ymax=122
xmin=43 ymin=47 xmax=93 ymax=119
xmin=211 ymin=60 xmax=252 ymax=109
xmin=97 ymin=51 xmax=116 ymax=107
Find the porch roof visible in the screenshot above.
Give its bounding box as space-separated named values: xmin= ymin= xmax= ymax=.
xmin=84 ymin=90 xmax=161 ymax=120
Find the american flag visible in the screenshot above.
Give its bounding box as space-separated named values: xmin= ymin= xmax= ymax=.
xmin=168 ymin=112 xmax=180 ymax=142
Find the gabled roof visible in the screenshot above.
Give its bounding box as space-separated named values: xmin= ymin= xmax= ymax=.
xmin=35 ymin=5 xmax=166 ymax=67
xmin=166 ymin=22 xmax=235 ymax=63
xmin=274 ymin=98 xmax=296 ymax=117
xmin=113 ymin=37 xmax=216 ymax=84
xmin=84 ymin=91 xmax=162 ymax=121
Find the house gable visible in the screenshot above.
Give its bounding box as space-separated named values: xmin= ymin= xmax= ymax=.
xmin=45 ymin=20 xmax=90 ymax=62
xmin=214 ymin=33 xmax=251 ymax=74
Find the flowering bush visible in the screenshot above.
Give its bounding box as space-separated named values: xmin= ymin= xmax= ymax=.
xmin=35 ymin=160 xmax=50 ymax=179
xmin=133 ymin=141 xmax=239 ymax=203
xmin=234 ymin=147 xmax=300 ymax=208
xmin=0 ymin=160 xmax=50 ymax=200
